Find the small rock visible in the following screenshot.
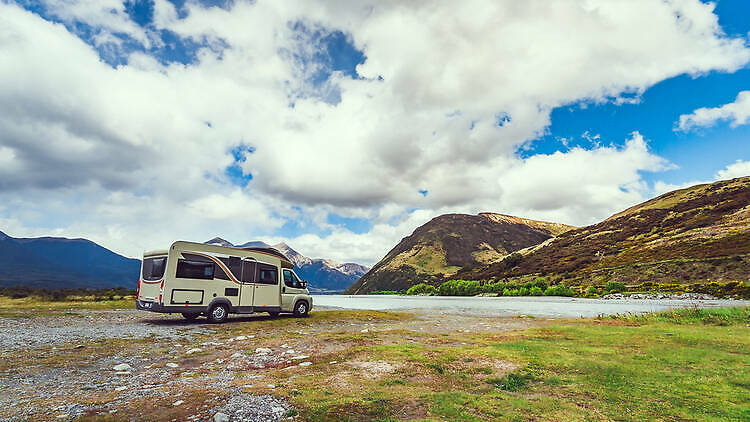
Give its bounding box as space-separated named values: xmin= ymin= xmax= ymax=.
xmin=329 ymin=361 xmax=338 ymax=364
xmin=235 ymin=336 xmax=247 ymax=341
xmin=267 ymin=384 xmax=275 ymax=388
xmin=290 ymin=355 xmax=309 ymax=360
xmin=166 ymin=363 xmax=179 ymax=368
xmin=173 ymin=400 xmax=184 ymax=406
xmin=280 ymin=344 xmax=289 ymax=348
xmin=74 ymin=344 xmax=85 ymax=349
xmin=186 ymin=348 xmax=202 ymax=355
xmin=360 ymin=329 xmax=369 ymax=333
xmin=255 ymin=347 xmax=272 ymax=354
xmin=115 ymin=371 xmax=131 ymax=375
xmin=298 ymin=362 xmax=312 ymax=367
xmin=113 ymin=363 xmax=132 ymax=371
xmin=115 ymin=386 xmax=128 ymax=391
xmin=214 ymin=412 xmax=230 ymax=422
xmin=216 ymin=359 xmax=224 ymax=364
xmin=230 ymin=352 xmax=244 ymax=359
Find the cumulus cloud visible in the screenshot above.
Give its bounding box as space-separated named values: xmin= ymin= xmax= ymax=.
xmin=0 ymin=0 xmax=749 ymax=264
xmin=676 ymin=90 xmax=750 ymax=131
xmin=652 ymin=160 xmax=750 ymax=197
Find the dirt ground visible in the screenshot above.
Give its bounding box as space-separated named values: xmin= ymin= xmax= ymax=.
xmin=0 ymin=307 xmax=540 ymax=421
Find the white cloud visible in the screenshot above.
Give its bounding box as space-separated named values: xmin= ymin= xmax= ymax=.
xmin=677 ymin=90 xmax=750 ymax=131
xmin=0 ymin=1 xmax=749 ymax=264
xmin=716 ymin=160 xmax=750 ymax=180
xmin=653 ymin=160 xmax=750 ymax=196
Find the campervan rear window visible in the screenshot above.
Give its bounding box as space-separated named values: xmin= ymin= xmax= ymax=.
xmin=142 ymin=257 xmax=167 ymax=281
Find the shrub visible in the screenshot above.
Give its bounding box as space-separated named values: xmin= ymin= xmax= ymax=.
xmin=532 ymin=277 xmax=549 ymax=290
xmin=437 ymin=280 xmax=481 ymax=296
xmin=488 ymin=372 xmax=534 ymax=391
xmin=529 ymin=286 xmax=544 ymax=296
xmin=604 ymin=281 xmax=626 ymax=293
xmin=406 ymin=283 xmax=436 ymax=296
xmin=502 ymin=288 xmax=511 ymax=296
xmin=518 ymin=287 xmax=529 ymax=296
xmin=585 ymin=286 xmax=600 ymax=297
xmin=481 ymin=280 xmax=505 ymax=294
xmin=544 ymin=284 xmax=574 ymax=297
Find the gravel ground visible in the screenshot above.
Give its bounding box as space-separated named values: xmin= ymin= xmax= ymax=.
xmin=0 ymin=308 xmax=542 ymax=421
xmin=0 ymin=309 xmax=210 ymax=350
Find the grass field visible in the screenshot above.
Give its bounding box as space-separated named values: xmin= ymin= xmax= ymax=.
xmin=280 ymin=307 xmax=750 ymax=421
xmin=1 ymin=296 xmax=748 ymax=421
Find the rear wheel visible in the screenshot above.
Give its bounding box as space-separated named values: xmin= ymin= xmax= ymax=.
xmin=207 ymin=304 xmax=229 ymax=323
xmin=293 ymin=300 xmax=309 ymax=317
xmin=181 ymin=312 xmax=200 ymax=321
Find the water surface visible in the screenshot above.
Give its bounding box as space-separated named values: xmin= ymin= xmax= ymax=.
xmin=312 ymin=295 xmax=750 ymax=318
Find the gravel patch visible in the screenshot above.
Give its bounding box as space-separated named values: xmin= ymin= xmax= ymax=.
xmin=210 ymin=394 xmax=291 ymax=422
xmin=0 ymin=310 xmax=209 ymax=350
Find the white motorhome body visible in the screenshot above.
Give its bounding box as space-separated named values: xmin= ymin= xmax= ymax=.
xmin=136 ymin=241 xmax=312 ymax=323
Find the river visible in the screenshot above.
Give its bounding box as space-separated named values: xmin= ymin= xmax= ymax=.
xmin=311 ymin=294 xmax=750 ymax=318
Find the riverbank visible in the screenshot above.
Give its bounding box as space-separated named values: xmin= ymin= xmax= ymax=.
xmin=0 ymin=299 xmax=748 ymax=421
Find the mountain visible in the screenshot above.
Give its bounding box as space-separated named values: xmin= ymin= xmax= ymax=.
xmin=345 ymin=213 xmax=574 ymax=294
xmin=465 ymin=176 xmax=750 ymax=286
xmin=203 ymin=238 xmax=369 ymax=293
xmin=0 ymin=231 xmax=141 ymax=289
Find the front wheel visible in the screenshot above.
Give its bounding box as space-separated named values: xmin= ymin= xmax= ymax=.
xmin=181 ymin=312 xmax=200 ymax=321
xmin=207 ymin=304 xmax=229 ymax=323
xmin=293 ymin=300 xmax=309 ymax=317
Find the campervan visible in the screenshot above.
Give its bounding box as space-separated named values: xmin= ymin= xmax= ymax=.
xmin=135 ymin=241 xmax=312 ymax=323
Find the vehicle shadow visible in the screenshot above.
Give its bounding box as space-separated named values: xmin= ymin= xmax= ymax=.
xmin=140 ymin=313 xmax=298 ymax=326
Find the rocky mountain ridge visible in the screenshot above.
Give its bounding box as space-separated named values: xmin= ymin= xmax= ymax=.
xmin=346 ymin=213 xmax=575 ymax=294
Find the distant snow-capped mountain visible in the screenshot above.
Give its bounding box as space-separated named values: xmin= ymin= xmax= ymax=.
xmin=203 ymin=237 xmax=368 ymax=293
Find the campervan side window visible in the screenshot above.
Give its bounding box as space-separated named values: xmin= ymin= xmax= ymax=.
xmin=182 ymin=252 xmax=231 ymax=280
xmin=283 ymin=269 xmax=301 ymax=288
xmin=218 ymin=257 xmax=242 ymax=281
xmin=176 ymin=260 xmax=214 ymax=280
xmin=241 ymin=261 xmax=256 ymax=283
xmin=142 ymin=257 xmax=166 ymax=281
xmin=257 ymin=263 xmax=278 ymax=285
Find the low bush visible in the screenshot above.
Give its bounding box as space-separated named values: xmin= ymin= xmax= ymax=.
xmin=406 ymin=283 xmax=437 ymax=296
xmin=585 ymin=286 xmax=600 ymax=297
xmin=544 ymin=284 xmax=575 ymax=297
xmin=488 ymin=372 xmax=534 ymax=391
xmin=437 ymin=280 xmax=481 ymax=296
xmin=604 ymin=281 xmax=626 ymax=293
xmin=529 ymin=286 xmax=544 ymax=296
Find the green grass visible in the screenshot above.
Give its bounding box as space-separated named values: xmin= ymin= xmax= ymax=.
xmin=608 ymin=305 xmax=750 ymax=325
xmin=285 ymin=307 xmax=750 ymax=421
xmin=0 ymin=296 xmax=133 ymax=315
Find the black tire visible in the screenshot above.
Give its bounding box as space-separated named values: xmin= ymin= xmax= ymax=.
xmin=267 ymin=311 xmax=280 ymax=318
xmin=293 ymin=300 xmax=309 ymax=317
xmin=181 ymin=312 xmax=200 ymax=321
xmin=207 ymin=304 xmax=229 ymax=323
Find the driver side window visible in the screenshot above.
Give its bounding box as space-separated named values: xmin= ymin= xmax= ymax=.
xmin=283 ymin=269 xmax=295 ymax=288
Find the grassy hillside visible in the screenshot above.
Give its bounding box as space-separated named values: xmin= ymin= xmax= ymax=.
xmin=346 ymin=213 xmax=574 ymax=294
xmin=466 ymin=176 xmax=750 ymax=287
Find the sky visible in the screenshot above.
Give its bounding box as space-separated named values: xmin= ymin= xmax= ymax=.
xmin=0 ymin=0 xmax=749 ymax=266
